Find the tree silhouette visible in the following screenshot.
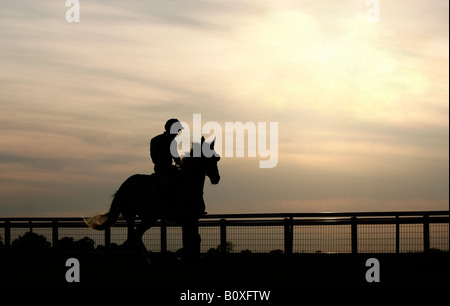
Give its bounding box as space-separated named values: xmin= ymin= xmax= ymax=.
xmin=11 ymin=232 xmax=51 ymax=251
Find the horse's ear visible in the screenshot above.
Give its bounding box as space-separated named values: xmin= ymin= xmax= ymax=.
xmin=210 ymin=137 xmax=216 ymax=150
xmin=201 ymin=136 xmax=205 ymax=143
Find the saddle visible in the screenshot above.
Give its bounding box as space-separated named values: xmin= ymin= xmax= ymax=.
xmin=147 ymin=171 xmax=186 ymax=221
xmin=147 ymin=169 xmax=205 ymax=221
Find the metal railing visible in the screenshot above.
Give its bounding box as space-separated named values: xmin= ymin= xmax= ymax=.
xmin=0 ymin=211 xmax=448 ymax=254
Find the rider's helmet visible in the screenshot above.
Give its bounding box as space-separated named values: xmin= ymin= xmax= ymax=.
xmin=164 ymin=118 xmax=184 ymax=134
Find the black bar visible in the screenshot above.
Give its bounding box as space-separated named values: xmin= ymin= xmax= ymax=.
xmin=284 ymin=218 xmax=293 ymax=254
xmin=220 ymin=219 xmax=227 ymax=254
xmin=423 ymin=214 xmax=430 ymax=253
xmin=161 ymin=220 xmax=167 ymax=253
xmin=395 ymin=216 xmax=400 ymax=254
xmin=52 ymin=220 xmax=59 ymax=247
xmin=351 ymin=216 xmax=358 ymax=254
xmin=105 ymin=227 xmax=111 ymax=250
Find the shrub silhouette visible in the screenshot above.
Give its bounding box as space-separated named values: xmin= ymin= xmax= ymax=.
xmin=11 ymin=232 xmax=51 ymax=251
xmin=207 ymin=241 xmax=234 ymax=254
xmin=54 ymin=236 xmax=96 ymax=252
xmin=54 ymin=237 xmax=75 ymax=251
xmin=73 ymin=237 xmax=95 ymax=252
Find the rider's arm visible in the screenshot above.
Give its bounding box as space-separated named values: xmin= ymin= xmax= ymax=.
xmin=150 ymin=137 xmax=159 ymax=164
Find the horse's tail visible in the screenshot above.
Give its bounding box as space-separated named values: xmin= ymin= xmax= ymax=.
xmin=84 ymin=192 xmax=121 ymax=230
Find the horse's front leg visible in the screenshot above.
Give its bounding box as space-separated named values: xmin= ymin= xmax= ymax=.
xmin=135 ymin=218 xmax=156 ymax=265
xmin=181 ymin=218 xmax=201 ymax=263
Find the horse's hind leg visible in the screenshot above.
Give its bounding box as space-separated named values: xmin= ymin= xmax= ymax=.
xmin=135 ymin=218 xmax=156 ymax=264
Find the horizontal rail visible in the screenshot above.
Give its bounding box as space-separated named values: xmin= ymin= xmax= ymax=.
xmin=0 ymin=216 xmax=448 ymax=228
xmin=200 ymin=211 xmax=449 ymax=219
xmin=1 ymin=210 xmax=448 ymax=222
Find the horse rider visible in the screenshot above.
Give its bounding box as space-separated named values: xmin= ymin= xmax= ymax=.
xmin=150 ymin=119 xmax=183 ymax=202
xmin=150 ymin=119 xmax=201 ymax=262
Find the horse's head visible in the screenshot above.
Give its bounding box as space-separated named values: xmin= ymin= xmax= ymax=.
xmin=203 ymin=138 xmax=221 ymax=185
xmin=182 ymin=137 xmax=221 ymax=185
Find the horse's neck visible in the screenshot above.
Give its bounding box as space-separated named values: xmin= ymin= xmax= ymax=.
xmin=183 ymin=160 xmax=205 ymax=194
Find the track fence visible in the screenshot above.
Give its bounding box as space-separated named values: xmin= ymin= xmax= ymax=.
xmin=0 ymin=211 xmax=448 ymax=254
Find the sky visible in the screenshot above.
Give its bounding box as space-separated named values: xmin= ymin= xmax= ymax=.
xmin=0 ymin=0 xmax=448 ymax=216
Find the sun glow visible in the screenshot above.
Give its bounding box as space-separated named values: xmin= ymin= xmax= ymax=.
xmin=223 ymin=9 xmax=437 ymax=125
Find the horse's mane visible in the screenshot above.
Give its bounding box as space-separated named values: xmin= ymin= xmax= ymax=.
xmin=179 ymin=142 xmax=201 ymax=167
xmin=179 ymin=140 xmax=219 ymax=167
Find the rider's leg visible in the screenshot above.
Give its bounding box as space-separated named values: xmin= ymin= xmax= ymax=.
xmin=159 ymin=171 xmax=173 ymax=217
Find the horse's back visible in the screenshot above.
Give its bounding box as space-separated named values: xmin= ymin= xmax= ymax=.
xmin=119 ymin=174 xmax=153 ymax=192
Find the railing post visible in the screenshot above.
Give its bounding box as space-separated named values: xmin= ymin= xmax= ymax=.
xmin=423 ymin=214 xmax=430 ymax=253
xmin=351 ymin=216 xmax=358 ymax=254
xmin=395 ymin=215 xmax=400 ymax=254
xmin=160 ymin=220 xmax=167 ymax=254
xmin=4 ymin=220 xmax=10 ymax=247
xmin=52 ymin=220 xmax=59 ymax=247
xmin=220 ymin=219 xmax=227 ymax=254
xmin=284 ymin=217 xmax=293 ymax=254
xmin=105 ymin=227 xmax=111 ymax=251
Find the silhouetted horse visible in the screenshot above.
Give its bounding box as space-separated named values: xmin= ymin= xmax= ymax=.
xmin=85 ymin=138 xmax=220 ymax=262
